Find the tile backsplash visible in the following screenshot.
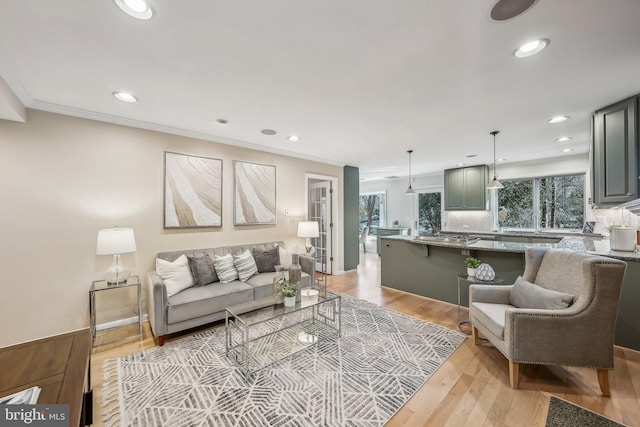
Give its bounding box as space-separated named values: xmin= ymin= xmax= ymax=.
xmin=444 ymin=211 xmax=495 ymax=232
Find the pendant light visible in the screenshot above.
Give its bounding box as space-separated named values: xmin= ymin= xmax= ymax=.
xmin=487 ymin=131 xmax=504 ymax=189
xmin=405 ymin=149 xmax=416 ymax=195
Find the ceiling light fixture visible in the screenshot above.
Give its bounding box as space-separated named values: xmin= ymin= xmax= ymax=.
xmin=216 ymin=119 xmax=228 ymax=125
xmin=555 ymin=136 xmax=572 ymax=143
xmin=548 ymin=115 xmax=569 ymax=124
xmin=405 ymin=150 xmax=416 ymax=195
xmin=288 ymin=135 xmax=300 ymax=142
xmin=457 ymin=163 xmax=466 ymax=167
xmin=514 ymin=38 xmax=549 ymax=58
xmin=487 ymin=131 xmax=504 ymax=190
xmin=490 ymin=0 xmax=537 ymax=21
xmin=261 ymin=129 xmax=276 ymax=135
xmin=562 ymin=148 xmax=574 ymax=153
xmin=114 ymin=0 xmax=154 ymax=20
xmin=112 ymin=91 xmax=138 ymax=103
xmin=498 ymin=158 xmax=507 ymax=162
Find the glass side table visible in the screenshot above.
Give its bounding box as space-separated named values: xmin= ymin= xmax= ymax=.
xmin=457 ymin=273 xmax=505 ymax=333
xmin=89 ymin=275 xmax=142 ymax=347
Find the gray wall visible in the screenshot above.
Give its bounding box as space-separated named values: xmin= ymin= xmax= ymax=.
xmin=343 ymin=165 xmax=360 ymax=271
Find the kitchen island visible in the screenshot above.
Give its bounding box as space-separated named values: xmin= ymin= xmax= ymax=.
xmin=380 ymin=233 xmax=640 ymax=351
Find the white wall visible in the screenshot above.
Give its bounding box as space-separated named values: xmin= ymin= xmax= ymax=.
xmin=360 ymin=155 xmax=601 ymax=233
xmin=0 ymin=109 xmax=343 ymax=348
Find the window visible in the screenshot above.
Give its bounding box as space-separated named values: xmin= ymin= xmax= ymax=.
xmin=359 ymin=192 xmax=386 ymax=233
xmin=498 ymin=174 xmax=584 ymax=230
xmin=417 ymin=191 xmax=442 ymax=235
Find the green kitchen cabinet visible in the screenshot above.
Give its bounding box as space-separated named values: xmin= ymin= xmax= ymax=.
xmin=593 ymin=95 xmax=639 ymax=206
xmin=444 ymin=165 xmax=489 ymax=210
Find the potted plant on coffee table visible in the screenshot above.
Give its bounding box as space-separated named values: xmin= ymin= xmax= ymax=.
xmin=465 ymin=257 xmax=481 ymax=277
xmin=279 ymin=282 xmax=299 ymax=307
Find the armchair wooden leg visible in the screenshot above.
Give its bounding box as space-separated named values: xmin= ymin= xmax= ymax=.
xmin=471 ymin=326 xmax=479 ymax=345
xmin=597 ymin=369 xmax=610 ymax=397
xmin=509 ymin=361 xmax=520 ymax=389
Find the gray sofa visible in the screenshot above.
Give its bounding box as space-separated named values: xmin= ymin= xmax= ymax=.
xmin=147 ymin=241 xmax=315 ymax=345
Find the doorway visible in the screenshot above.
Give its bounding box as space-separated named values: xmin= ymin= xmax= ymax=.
xmin=306 ymin=174 xmax=337 ymax=275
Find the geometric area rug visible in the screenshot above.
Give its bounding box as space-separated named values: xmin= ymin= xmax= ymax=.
xmin=102 ymin=294 xmax=466 ymax=426
xmin=546 ymin=396 xmax=627 ymax=427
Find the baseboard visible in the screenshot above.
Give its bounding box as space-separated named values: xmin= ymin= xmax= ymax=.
xmin=96 ymin=314 xmax=149 ymax=331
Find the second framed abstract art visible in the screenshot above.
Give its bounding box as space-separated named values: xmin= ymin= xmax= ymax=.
xmin=234 ymin=160 xmax=276 ymax=225
xmin=164 ymin=152 xmax=223 ymax=228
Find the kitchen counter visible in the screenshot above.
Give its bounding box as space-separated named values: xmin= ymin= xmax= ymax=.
xmin=379 ymin=233 xmax=640 ymax=351
xmin=382 ymin=234 xmax=640 ymax=262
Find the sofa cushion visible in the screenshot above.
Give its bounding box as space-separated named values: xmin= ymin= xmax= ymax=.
xmin=233 ymin=249 xmax=259 ymax=282
xmin=470 ymin=302 xmax=511 ymax=340
xmin=214 ymin=253 xmax=239 ymax=283
xmin=167 ymin=281 xmax=253 ymax=324
xmin=156 ymin=255 xmax=194 ymax=297
xmin=187 ymin=254 xmax=218 ymax=287
xmin=509 ymin=276 xmax=575 ymax=309
xmin=251 ymin=247 xmax=279 ymax=273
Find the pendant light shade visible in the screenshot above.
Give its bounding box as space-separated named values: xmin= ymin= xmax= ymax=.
xmin=487 ymin=131 xmax=504 ymax=190
xmin=405 ymin=149 xmax=416 ymax=195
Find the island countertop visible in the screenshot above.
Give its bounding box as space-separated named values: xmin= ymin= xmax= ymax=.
xmin=381 ymin=234 xmax=640 ymax=262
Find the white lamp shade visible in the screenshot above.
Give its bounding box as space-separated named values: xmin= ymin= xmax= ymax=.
xmin=297 ymin=221 xmax=320 ymax=238
xmin=96 ymin=227 xmax=137 ymax=255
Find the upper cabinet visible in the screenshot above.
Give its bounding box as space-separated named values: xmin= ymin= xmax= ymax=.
xmin=444 ymin=165 xmax=489 ymax=210
xmin=592 ymin=95 xmax=639 ymax=206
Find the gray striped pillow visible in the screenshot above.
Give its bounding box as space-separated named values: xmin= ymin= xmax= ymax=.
xmin=233 ymin=249 xmax=259 ymax=282
xmin=213 ymin=253 xmax=239 ymax=283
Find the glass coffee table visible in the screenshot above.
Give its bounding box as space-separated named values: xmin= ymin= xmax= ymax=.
xmin=225 ymin=288 xmax=341 ymax=380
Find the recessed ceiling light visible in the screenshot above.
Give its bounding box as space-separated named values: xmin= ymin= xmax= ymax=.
xmin=112 ymin=91 xmax=138 ymax=103
xmin=261 ymin=129 xmax=276 ymax=136
xmin=514 ymin=38 xmax=549 ymax=58
xmin=562 ymin=148 xmax=574 ymax=153
xmin=114 ymin=0 xmax=154 ymax=20
xmin=288 ymin=135 xmax=300 ymax=142
xmin=548 ymin=115 xmax=570 ymax=124
xmin=497 ymin=158 xmax=507 ymax=162
xmin=466 ymin=154 xmax=477 ymax=158
xmin=490 ymin=0 xmax=537 ymax=21
xmin=456 ymin=163 xmax=466 ymax=167
xmin=216 ymin=119 xmax=228 ymax=125
xmin=555 ymin=136 xmax=572 ymax=143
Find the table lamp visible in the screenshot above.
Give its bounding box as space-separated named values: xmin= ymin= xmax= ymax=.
xmin=297 ymin=221 xmax=319 ymax=254
xmin=96 ymin=227 xmax=137 ymax=284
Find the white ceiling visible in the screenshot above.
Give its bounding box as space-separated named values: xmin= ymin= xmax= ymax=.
xmin=1 ymin=0 xmax=639 ymax=181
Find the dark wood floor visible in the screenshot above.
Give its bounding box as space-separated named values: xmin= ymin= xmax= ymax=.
xmin=91 ymin=250 xmax=640 ymax=426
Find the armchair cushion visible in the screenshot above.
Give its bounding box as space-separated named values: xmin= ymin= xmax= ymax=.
xmin=470 ymin=302 xmax=511 ymax=339
xmin=509 ymin=276 xmax=575 ymax=309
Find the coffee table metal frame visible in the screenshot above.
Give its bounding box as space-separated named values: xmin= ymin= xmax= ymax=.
xmin=225 ymin=288 xmax=341 ymax=380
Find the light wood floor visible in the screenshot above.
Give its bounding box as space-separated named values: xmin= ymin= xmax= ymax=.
xmin=91 ymin=251 xmax=640 ymax=426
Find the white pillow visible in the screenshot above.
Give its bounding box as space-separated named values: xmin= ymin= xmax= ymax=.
xmin=233 ymin=249 xmax=259 ymax=282
xmin=278 ymin=246 xmax=292 ymax=269
xmin=156 ymin=255 xmax=194 ymax=297
xmin=214 ymin=253 xmax=239 ymax=283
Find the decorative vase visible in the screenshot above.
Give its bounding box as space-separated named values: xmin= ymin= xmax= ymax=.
xmin=476 ymin=263 xmax=495 ymax=281
xmin=467 ymin=267 xmax=478 ymax=277
xmin=284 ymin=296 xmax=296 ymax=307
xmin=272 ymin=265 xmax=285 ymax=304
xmin=288 ymin=254 xmax=302 ymax=285
xmin=300 ymin=288 xmax=319 ymax=307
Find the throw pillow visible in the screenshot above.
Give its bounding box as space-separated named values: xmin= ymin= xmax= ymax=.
xmin=278 ymin=246 xmax=292 ymax=269
xmin=187 ymin=254 xmax=218 ymax=287
xmin=251 ymin=247 xmax=279 ymax=273
xmin=214 ymin=253 xmax=239 ymax=283
xmin=156 ymin=255 xmax=194 ymax=297
xmin=234 ymin=249 xmax=259 ymax=282
xmin=509 ymin=276 xmax=576 ymax=309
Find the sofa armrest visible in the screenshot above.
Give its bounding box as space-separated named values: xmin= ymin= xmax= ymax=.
xmin=299 ymin=255 xmax=316 ymax=286
xmin=469 ymin=284 xmax=512 ymax=305
xmin=146 ymin=271 xmax=168 ymax=337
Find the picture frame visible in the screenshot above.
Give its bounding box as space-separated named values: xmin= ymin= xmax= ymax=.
xmin=164 ymin=151 xmax=223 ymax=228
xmin=234 ymin=160 xmax=276 ymax=225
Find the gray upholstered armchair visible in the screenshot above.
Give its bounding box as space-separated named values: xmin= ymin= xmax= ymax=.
xmin=469 ymin=248 xmax=626 ymax=396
